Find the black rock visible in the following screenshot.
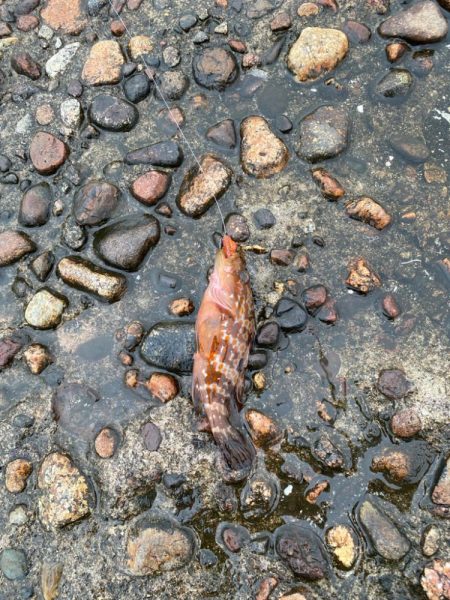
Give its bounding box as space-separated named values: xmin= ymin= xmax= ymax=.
xmin=276 ymin=115 xmax=293 ymax=133
xmin=206 ymin=119 xmax=237 ymax=148
xmin=311 ymin=430 xmax=352 ymax=471
xmin=123 ymin=72 xmax=152 ymax=104
xmin=193 ymin=47 xmax=238 ymax=91
xmin=297 ymin=105 xmax=349 ymax=163
xmin=93 ymin=214 xmax=160 ymax=272
xmin=256 ymin=321 xmax=280 ymax=347
xmin=73 ymin=181 xmax=121 ymax=226
xmin=125 ymin=141 xmax=183 ymax=167
xmin=225 ymin=214 xmax=250 ymax=242
xmin=274 ymin=298 xmax=308 ymax=332
xmin=253 ymin=208 xmax=275 ymax=229
xmin=389 ymin=133 xmax=429 ymax=163
xmin=275 ymin=522 xmax=329 ymax=580
xmin=30 ymin=250 xmax=55 ymax=282
xmin=89 ymin=94 xmax=139 ymax=132
xmin=140 ymin=321 xmax=195 ymax=374
xmin=18 ymin=182 xmax=52 ymax=227
xmin=261 ymin=37 xmax=286 ymax=65
xmin=247 ymin=351 xmax=268 ymax=370
xmin=155 ymin=71 xmax=189 ymax=101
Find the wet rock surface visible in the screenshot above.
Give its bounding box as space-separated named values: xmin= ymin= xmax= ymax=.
xmin=193 ymin=47 xmax=238 ymax=90
xmin=297 ymin=106 xmax=349 ymax=162
xmin=89 ymin=94 xmax=139 ymax=132
xmin=0 ymin=230 xmax=36 ymax=266
xmin=29 ymin=131 xmax=69 ymax=175
xmin=57 ymin=256 xmax=127 ymax=302
xmin=379 ymin=1 xmax=448 ymax=43
xmin=73 ymin=181 xmax=121 ymax=226
xmin=358 ymin=497 xmax=410 ymax=560
xmin=140 ymin=321 xmax=195 ymax=374
xmin=275 ymin=523 xmax=329 ymax=580
xmin=240 ymin=116 xmax=289 ymax=178
xmin=25 ymin=288 xmax=68 ymax=329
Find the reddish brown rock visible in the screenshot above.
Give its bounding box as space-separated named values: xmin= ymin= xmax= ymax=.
xmin=241 ymin=116 xmax=289 ymax=178
xmin=270 ymin=249 xmax=295 ymax=266
xmin=420 ymin=559 xmax=450 ymax=600
xmin=382 ymin=293 xmax=401 ymax=319
xmin=131 ymin=171 xmax=171 ymax=206
xmin=271 ymin=12 xmax=292 ymax=31
xmin=16 ymin=15 xmax=39 ymax=31
xmin=346 ymin=258 xmax=381 ymax=293
xmin=94 ymin=428 xmax=119 ymax=458
xmin=379 ymin=1 xmax=448 ymax=43
xmin=302 ymin=284 xmax=327 ymax=314
xmin=228 ymin=39 xmax=247 ymax=53
xmin=0 ymin=335 xmax=23 ymax=369
xmin=377 ymin=369 xmax=412 ymax=399
xmin=36 ymin=104 xmax=55 ymax=126
xmin=317 ymin=0 xmax=338 ymax=11
xmin=345 ymin=196 xmax=391 ymax=230
xmin=343 ymin=20 xmax=371 ymax=43
xmin=317 ymin=297 xmax=338 ymax=324
xmin=0 ymin=231 xmax=36 ymax=266
xmin=11 ymin=52 xmax=41 ymax=80
xmin=295 ymin=252 xmax=310 ymax=272
xmin=5 ymin=459 xmax=32 ymax=493
xmin=311 ymin=167 xmax=345 ymax=200
xmin=30 ymin=132 xmax=69 ymax=175
xmin=41 ymin=0 xmax=87 ymax=35
xmin=23 ymin=343 xmax=53 ymax=374
xmin=245 ymin=409 xmax=282 ymax=448
xmin=371 ymin=449 xmax=411 ymax=483
xmin=145 ymin=373 xmax=179 ymax=403
xmin=169 ymin=298 xmax=194 ymax=317
xmin=82 ymin=41 xmax=124 ymax=85
xmin=255 ymin=577 xmax=278 ymax=600
xmin=111 ymin=19 xmax=126 ymax=36
xmin=391 ymin=409 xmax=422 ymax=438
xmin=386 ymin=41 xmax=409 ymax=63
xmin=432 ymin=456 xmax=450 ymax=506
xmin=306 ymin=480 xmax=329 ymax=504
xmin=73 ymin=182 xmax=121 ymax=226
xmin=19 ymin=183 xmax=52 ymax=227
xmin=125 ymin=369 xmax=139 ymax=389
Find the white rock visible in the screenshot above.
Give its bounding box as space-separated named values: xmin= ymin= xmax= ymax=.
xmin=60 ymin=98 xmax=82 ymax=129
xmin=214 ymin=22 xmax=228 ymax=34
xmin=45 ymin=42 xmax=80 ymax=79
xmin=38 ymin=25 xmax=54 ymax=41
xmin=16 ymin=114 xmax=33 ymax=134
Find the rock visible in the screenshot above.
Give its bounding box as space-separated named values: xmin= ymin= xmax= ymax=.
xmin=123 ymin=72 xmax=152 ymax=103
xmin=95 ymin=427 xmax=119 ymax=458
xmin=255 ymin=577 xmax=279 ymax=600
xmin=0 ymin=231 xmax=36 ymax=266
xmin=256 ymin=321 xmax=280 ymax=347
xmin=0 ymin=334 xmax=24 ymax=369
xmin=60 ymin=98 xmax=82 ymax=129
xmin=240 ymin=116 xmax=289 ymax=178
xmin=371 ymin=442 xmax=433 ymax=484
xmin=346 ymin=196 xmax=391 ymax=230
xmin=57 ymin=256 xmax=127 ymax=303
xmin=206 ymin=119 xmax=237 ymax=149
xmin=270 ymin=249 xmax=295 ymax=266
xmin=41 ymin=0 xmax=87 ymax=34
xmin=145 ymin=372 xmax=179 ymax=402
xmin=116 ymin=321 xmax=145 ymax=351
xmin=326 ymin=525 xmax=357 ymax=569
xmin=163 ymin=46 xmax=181 ymax=68
xmin=311 ymin=167 xmax=345 ymax=200
xmin=254 ymin=208 xmax=276 ymax=229
xmin=89 ymin=94 xmax=138 ymax=132
xmin=30 ymin=132 xmax=69 ymax=175
xmin=377 ymin=369 xmax=412 ymax=399
xmin=93 ymin=214 xmax=160 ymax=272
xmin=5 ymin=459 xmax=32 ymax=493
xmin=140 ymin=321 xmax=195 ymax=374
xmin=275 ymin=522 xmax=329 ymax=580
xmin=142 ymin=422 xmax=162 ymax=451
xmin=169 ymin=298 xmax=194 ymax=316
xmin=156 ymin=71 xmax=189 ymax=101
xmin=346 ymin=258 xmax=381 ymax=293
xmin=240 ymin=460 xmax=280 ymax=519
xmin=376 ymin=68 xmax=413 ymax=99
xmin=11 ymin=51 xmax=41 ymax=79
xmin=131 ymin=171 xmax=171 ymax=205
xmin=274 ymin=298 xmax=308 ymax=332
xmin=193 ymin=47 xmax=238 ymax=90
xmin=24 ymin=343 xmax=53 ymax=374
xmin=297 ymin=106 xmax=349 ymax=162
xmin=343 ymin=20 xmax=371 ymax=44
xmin=45 ymin=43 xmax=80 ymax=79
xmin=179 ymin=13 xmax=197 ymax=31
xmin=390 ymin=133 xmax=429 ymax=163
xmin=245 ymin=409 xmax=282 ymax=448
xmin=220 ymin=524 xmax=250 ymax=553
xmin=126 ymin=513 xmax=196 ymax=575
xmin=9 ymin=506 xmax=28 ymax=525
xmin=424 ymin=162 xmax=447 ymax=184
xmin=358 ymin=498 xmax=410 ymax=560
xmin=177 ymin=154 xmax=232 ymax=217
xmin=287 ymin=27 xmax=349 ymax=82
xmin=421 ymin=525 xmax=441 ymax=557
xmin=0 ymin=548 xmax=29 ymax=580
xmin=379 ymin=1 xmax=448 ymax=43
xmin=225 ymin=214 xmax=250 ymax=243
xmin=38 ymin=452 xmax=90 ymax=528
xmin=61 ymin=216 xmax=87 ymax=250
xmin=25 ymin=288 xmax=68 ymax=329
xmin=385 ymin=41 xmax=409 ymax=63
xmin=382 ymin=293 xmax=401 ymax=319
xmin=437 ymin=0 xmax=450 ymax=9
xmin=125 ymin=141 xmax=183 ymax=167
xmin=271 ymin=11 xmax=292 ymax=31
xmin=35 ymin=105 xmax=54 ymax=127
xmin=391 ymin=408 xmax=421 ymax=438
xmin=73 ymin=181 xmax=121 ymax=225
xmin=311 ymin=431 xmax=351 ymax=470
xmin=128 ymin=35 xmax=153 ymax=60
xmin=19 ymin=182 xmax=52 ymax=227
xmin=421 ymin=559 xmax=450 ymax=600
xmin=432 ymin=455 xmax=450 ymax=505
xmin=52 ymin=383 xmax=106 ymax=441
xmin=82 ymin=40 xmax=124 ymax=85
xmin=302 ymin=285 xmax=327 ymax=315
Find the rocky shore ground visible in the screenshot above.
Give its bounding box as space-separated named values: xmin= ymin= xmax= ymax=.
xmin=0 ymin=0 xmax=449 ymax=598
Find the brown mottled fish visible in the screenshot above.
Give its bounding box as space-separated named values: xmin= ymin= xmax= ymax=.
xmin=193 ymin=235 xmax=256 ymax=476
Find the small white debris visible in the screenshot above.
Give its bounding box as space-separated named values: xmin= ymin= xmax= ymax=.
xmin=357 ymin=104 xmax=364 ymax=113
xmin=214 ymin=22 xmax=228 ymax=35
xmin=283 ymin=485 xmax=293 ymax=496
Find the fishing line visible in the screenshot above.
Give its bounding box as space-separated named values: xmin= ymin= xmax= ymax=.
xmin=104 ymin=0 xmax=229 ymax=235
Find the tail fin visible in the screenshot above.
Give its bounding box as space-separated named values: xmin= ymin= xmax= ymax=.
xmin=213 ymin=422 xmax=255 ymax=473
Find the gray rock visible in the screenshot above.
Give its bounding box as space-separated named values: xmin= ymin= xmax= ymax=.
xmin=297 ymin=105 xmax=349 ymax=162
xmin=30 ymin=250 xmax=55 ymax=281
xmin=358 ymin=497 xmax=410 ymax=560
xmin=125 ymin=141 xmax=183 ymax=167
xmin=123 ymin=73 xmax=152 ymax=104
xmin=206 ymin=119 xmax=236 ymax=148
xmin=193 ymin=47 xmax=238 ymax=90
xmin=155 ymin=71 xmax=189 ymax=101
xmin=19 ymin=182 xmax=52 ymax=227
xmin=376 ymin=69 xmax=413 ymax=99
xmin=93 ymin=214 xmax=160 ymax=271
xmin=140 ymin=321 xmax=195 ymax=374
xmin=45 ymin=43 xmax=80 ymax=79
xmin=73 ymin=181 xmax=121 ymax=226
xmin=379 ymin=1 xmax=448 ymax=43
xmin=61 ymin=215 xmax=87 ymax=250
xmin=390 ymin=133 xmax=430 ymax=163
xmin=89 ymin=94 xmax=138 ymax=132
xmin=0 ymin=548 xmax=29 ymax=580
xmin=60 ymin=98 xmax=83 ymax=129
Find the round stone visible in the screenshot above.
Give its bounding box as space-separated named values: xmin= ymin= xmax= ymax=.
xmin=89 ymin=94 xmax=138 ymax=132
xmin=30 ymin=132 xmax=69 ymax=175
xmin=24 ymin=288 xmax=68 ymax=329
xmin=94 ymin=427 xmax=119 ymax=458
xmin=193 ymin=47 xmax=238 ymax=90
xmin=131 ymin=171 xmax=171 ymax=205
xmin=0 ymin=548 xmax=29 ymax=580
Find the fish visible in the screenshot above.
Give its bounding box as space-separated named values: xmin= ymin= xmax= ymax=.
xmin=192 ymin=234 xmax=256 ymax=476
